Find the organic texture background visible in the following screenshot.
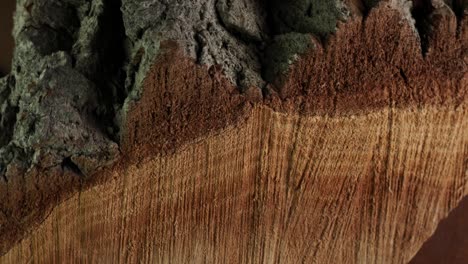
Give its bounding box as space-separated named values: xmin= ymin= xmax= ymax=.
xmin=0 ymin=0 xmax=466 ymax=263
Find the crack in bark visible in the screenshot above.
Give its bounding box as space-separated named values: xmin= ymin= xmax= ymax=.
xmin=61 ymin=157 xmax=84 ymax=177
xmin=0 ymin=76 xmax=18 ymax=149
xmin=411 ymin=0 xmax=435 ymax=56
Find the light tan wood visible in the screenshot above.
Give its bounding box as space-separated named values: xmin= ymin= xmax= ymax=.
xmin=2 ymin=105 xmax=466 ymax=263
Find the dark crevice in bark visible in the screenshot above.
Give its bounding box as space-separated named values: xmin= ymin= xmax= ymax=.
xmin=452 ymin=0 xmax=467 ymax=35
xmin=90 ymin=0 xmax=128 ymax=141
xmin=453 ymin=0 xmax=467 ymax=16
xmin=399 ymin=67 xmax=410 ymax=86
xmin=194 ymin=31 xmax=206 ymax=65
xmin=362 ymin=0 xmax=382 ymax=14
xmin=357 ymin=0 xmax=383 ymax=19
xmin=411 ymin=0 xmax=435 ymax=56
xmin=0 ymin=0 xmax=15 ymax=77
xmin=0 ymin=76 xmax=18 ymax=148
xmin=61 ymin=157 xmax=84 ymax=177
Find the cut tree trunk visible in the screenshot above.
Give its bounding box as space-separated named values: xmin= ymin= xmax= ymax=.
xmin=0 ymin=0 xmax=466 ymax=263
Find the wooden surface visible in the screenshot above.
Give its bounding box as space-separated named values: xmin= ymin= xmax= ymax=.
xmin=1 ymin=1 xmax=467 ymax=263
xmin=1 ymin=105 xmax=466 ymax=263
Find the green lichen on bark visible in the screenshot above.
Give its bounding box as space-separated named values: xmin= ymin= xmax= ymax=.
xmin=262 ymin=0 xmax=350 ymax=83
xmin=0 ymin=0 xmax=122 ymax=178
xmin=269 ymin=0 xmax=348 ymax=37
xmin=262 ymin=33 xmax=315 ymax=84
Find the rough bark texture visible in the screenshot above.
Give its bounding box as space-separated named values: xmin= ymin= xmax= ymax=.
xmin=0 ymin=0 xmax=467 ymax=263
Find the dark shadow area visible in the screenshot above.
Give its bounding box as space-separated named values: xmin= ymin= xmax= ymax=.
xmin=90 ymin=0 xmax=128 ymax=141
xmin=411 ymin=196 xmax=468 ymax=264
xmin=0 ymin=0 xmax=15 ymax=77
xmin=411 ymin=0 xmax=435 ymax=56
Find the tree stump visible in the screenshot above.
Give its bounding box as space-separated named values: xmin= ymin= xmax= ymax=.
xmin=0 ymin=0 xmax=466 ymax=263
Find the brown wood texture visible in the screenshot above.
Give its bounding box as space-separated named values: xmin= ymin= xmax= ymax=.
xmin=1 ymin=105 xmax=466 ymax=263
xmin=1 ymin=1 xmax=467 ymax=263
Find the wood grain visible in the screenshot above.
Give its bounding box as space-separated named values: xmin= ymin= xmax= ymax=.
xmin=2 ymin=104 xmax=466 ymax=263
